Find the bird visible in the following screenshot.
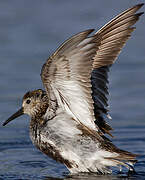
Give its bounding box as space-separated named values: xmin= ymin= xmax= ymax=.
xmin=3 ymin=4 xmax=144 ymax=175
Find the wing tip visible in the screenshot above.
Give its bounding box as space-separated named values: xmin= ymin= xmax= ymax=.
xmin=77 ymin=29 xmax=95 ymax=36
xmin=135 ymin=3 xmax=144 ymax=8
xmin=131 ymin=3 xmax=144 ymax=12
xmin=137 ymin=12 xmax=144 ymax=17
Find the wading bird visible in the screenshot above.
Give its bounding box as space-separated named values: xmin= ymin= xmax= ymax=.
xmin=3 ymin=4 xmax=144 ymax=174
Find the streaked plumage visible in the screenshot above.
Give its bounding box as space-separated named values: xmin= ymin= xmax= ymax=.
xmin=3 ymin=4 xmax=144 ymax=174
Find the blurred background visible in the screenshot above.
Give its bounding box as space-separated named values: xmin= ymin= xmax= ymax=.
xmin=0 ymin=0 xmax=145 ymax=179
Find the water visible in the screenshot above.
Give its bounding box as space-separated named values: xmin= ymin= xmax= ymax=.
xmin=0 ymin=0 xmax=145 ymax=179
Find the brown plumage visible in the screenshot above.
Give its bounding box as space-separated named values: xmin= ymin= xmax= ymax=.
xmin=3 ymin=4 xmax=144 ymax=174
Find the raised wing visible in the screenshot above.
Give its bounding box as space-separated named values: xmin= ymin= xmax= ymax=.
xmin=41 ymin=4 xmax=143 ymax=133
xmin=41 ymin=29 xmax=99 ymax=130
xmin=91 ymin=4 xmax=144 ymax=135
xmin=93 ymin=3 xmax=144 ymax=68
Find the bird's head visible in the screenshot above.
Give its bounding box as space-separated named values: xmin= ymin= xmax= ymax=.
xmin=3 ymin=89 xmax=48 ymax=126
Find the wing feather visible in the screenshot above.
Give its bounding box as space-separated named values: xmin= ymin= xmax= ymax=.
xmin=41 ymin=29 xmax=99 ymax=130
xmin=41 ymin=4 xmax=143 ymax=134
xmin=92 ymin=4 xmax=143 ymax=135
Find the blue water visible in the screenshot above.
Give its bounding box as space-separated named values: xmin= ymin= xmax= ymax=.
xmin=0 ymin=0 xmax=145 ymax=179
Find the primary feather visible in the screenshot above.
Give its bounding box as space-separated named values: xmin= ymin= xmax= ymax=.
xmin=41 ymin=4 xmax=143 ymax=136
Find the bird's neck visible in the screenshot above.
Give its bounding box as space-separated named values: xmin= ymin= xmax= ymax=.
xmin=30 ymin=102 xmax=48 ymax=126
xmin=30 ymin=98 xmax=58 ymax=128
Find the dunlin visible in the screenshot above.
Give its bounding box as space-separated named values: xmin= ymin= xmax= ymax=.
xmin=3 ymin=4 xmax=144 ymax=174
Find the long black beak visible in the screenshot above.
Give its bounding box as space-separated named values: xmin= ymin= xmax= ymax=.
xmin=3 ymin=108 xmax=24 ymax=126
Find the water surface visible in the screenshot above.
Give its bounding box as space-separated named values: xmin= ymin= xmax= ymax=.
xmin=0 ymin=0 xmax=145 ymax=179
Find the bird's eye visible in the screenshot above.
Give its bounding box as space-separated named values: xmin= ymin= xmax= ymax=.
xmin=26 ymin=99 xmax=31 ymax=104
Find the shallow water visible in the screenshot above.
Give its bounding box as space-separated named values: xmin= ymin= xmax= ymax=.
xmin=0 ymin=0 xmax=145 ymax=179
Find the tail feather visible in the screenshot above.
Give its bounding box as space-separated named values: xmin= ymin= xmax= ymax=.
xmin=105 ymin=148 xmax=138 ymax=172
xmin=100 ymin=136 xmax=138 ymax=171
xmin=115 ymin=148 xmax=138 ymax=160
